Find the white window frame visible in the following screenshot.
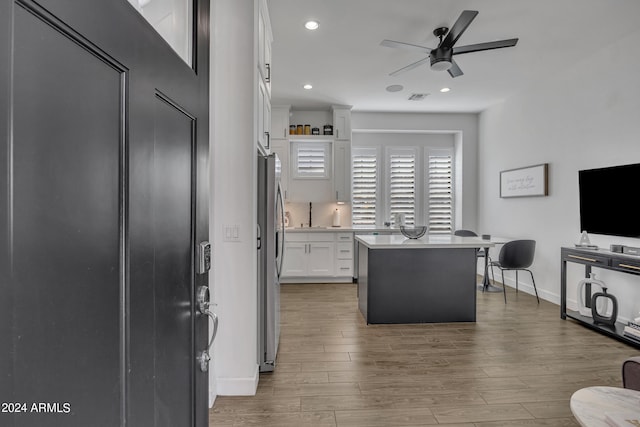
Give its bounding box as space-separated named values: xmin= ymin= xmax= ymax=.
xmin=290 ymin=140 xmax=332 ymax=179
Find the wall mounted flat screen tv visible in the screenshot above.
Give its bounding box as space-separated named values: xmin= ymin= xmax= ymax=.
xmin=579 ymin=163 xmax=640 ymax=238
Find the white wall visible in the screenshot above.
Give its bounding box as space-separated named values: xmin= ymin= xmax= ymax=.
xmin=351 ymin=112 xmax=479 ymax=230
xmin=478 ymin=28 xmax=640 ymax=320
xmin=210 ymin=0 xmax=259 ymax=400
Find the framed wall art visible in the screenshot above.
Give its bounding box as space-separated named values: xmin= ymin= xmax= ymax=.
xmin=500 ymin=163 xmax=549 ymax=198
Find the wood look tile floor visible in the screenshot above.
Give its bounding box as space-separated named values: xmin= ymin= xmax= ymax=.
xmin=210 ymin=281 xmax=638 ymax=426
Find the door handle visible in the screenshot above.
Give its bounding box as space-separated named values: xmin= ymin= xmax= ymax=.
xmin=196 ymin=286 xmax=218 ymax=372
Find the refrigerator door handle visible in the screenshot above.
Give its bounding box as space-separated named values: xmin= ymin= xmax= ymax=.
xmin=257 ymin=224 xmax=262 ymax=250
xmin=276 ymin=183 xmax=285 ymax=278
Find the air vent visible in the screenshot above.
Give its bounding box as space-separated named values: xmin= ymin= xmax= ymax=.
xmin=408 ymin=93 xmax=429 ymax=101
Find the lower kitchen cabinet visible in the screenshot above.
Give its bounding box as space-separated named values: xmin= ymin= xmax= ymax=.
xmin=281 ymin=231 xmax=353 ymax=282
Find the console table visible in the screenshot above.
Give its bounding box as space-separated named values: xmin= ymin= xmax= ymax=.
xmin=561 ymin=247 xmax=640 ymax=348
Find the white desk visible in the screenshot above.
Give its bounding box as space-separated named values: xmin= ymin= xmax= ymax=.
xmin=479 ymin=236 xmax=511 ymax=293
xmin=570 ymin=386 xmax=640 ymax=426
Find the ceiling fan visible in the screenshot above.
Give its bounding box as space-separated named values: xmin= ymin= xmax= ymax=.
xmin=381 ymin=10 xmax=518 ymax=78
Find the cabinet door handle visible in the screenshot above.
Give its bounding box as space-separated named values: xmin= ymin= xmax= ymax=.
xmin=619 ymin=263 xmax=640 ymax=271
xmin=264 ymin=131 xmax=270 ymax=149
xmin=265 ymin=63 xmax=271 ymax=82
xmin=568 ymin=254 xmax=598 ymax=263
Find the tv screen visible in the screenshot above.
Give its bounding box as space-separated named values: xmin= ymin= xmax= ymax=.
xmin=579 ymin=163 xmax=640 ymax=238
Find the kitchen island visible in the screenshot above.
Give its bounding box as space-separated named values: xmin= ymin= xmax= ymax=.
xmin=356 ymin=234 xmax=494 ymax=324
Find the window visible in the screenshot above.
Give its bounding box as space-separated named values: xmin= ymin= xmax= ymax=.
xmin=127 ymin=0 xmax=194 ymax=66
xmin=351 ymin=145 xmax=454 ymax=231
xmin=291 ymin=141 xmax=331 ymax=179
xmin=387 ymin=149 xmax=416 ymax=226
xmin=426 ymin=151 xmax=453 ymax=234
xmin=351 ymin=148 xmax=377 ymax=226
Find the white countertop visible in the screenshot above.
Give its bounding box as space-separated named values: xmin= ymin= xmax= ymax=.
xmin=355 ymin=234 xmax=495 ymax=249
xmin=285 ymin=226 xmax=402 ymax=233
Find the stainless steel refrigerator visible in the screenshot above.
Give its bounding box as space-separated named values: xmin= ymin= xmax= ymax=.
xmin=257 ymin=153 xmax=285 ymax=372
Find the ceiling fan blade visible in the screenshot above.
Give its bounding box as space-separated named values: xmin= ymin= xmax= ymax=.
xmin=389 ymin=57 xmax=430 ymax=76
xmin=453 ymin=38 xmax=519 ymax=55
xmin=447 ymin=59 xmax=463 ymax=78
xmin=440 ymin=10 xmax=478 ymax=48
xmin=380 ymin=39 xmax=431 ymax=54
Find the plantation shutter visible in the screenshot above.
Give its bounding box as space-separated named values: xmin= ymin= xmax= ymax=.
xmin=388 ymin=151 xmax=416 ymax=226
xmin=351 ymin=148 xmax=377 ymax=226
xmin=292 ymin=141 xmax=329 ymax=178
xmin=427 ymin=152 xmax=453 ymax=234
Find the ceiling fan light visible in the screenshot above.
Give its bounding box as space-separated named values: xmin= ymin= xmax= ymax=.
xmin=431 ymin=59 xmax=452 ymax=72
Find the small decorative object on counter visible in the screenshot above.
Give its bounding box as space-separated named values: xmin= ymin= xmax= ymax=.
xmin=304 ymin=124 xmax=311 ymax=135
xmin=400 ymin=225 xmax=427 ymax=239
xmin=311 ymin=127 xmax=320 ymax=135
xmin=332 ymin=208 xmax=341 ymax=227
xmin=323 ymin=124 xmax=333 ymax=135
xmin=289 ymin=125 xmax=296 ymax=135
xmin=591 ymin=287 xmax=618 ymax=326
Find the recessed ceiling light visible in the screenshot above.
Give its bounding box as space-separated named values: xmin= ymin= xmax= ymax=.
xmin=303 ymin=84 xmax=313 ymax=90
xmin=304 ymin=20 xmax=319 ymax=30
xmin=386 ymin=84 xmax=403 ymax=93
xmin=440 ymin=87 xmax=451 ymax=93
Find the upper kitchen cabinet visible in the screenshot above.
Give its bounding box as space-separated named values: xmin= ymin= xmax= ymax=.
xmin=332 ymin=106 xmax=352 ymax=141
xmin=257 ymin=78 xmax=271 ymax=152
xmin=255 ymin=0 xmax=272 ymax=154
xmin=273 ymin=107 xmax=352 ymax=203
xmin=257 ymin=0 xmax=272 ymax=95
xmin=333 ymin=141 xmax=351 ymax=203
xmin=271 ymin=105 xmax=290 ymax=140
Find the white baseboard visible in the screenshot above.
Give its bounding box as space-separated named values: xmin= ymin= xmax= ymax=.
xmin=493 ymin=275 xmax=560 ymax=305
xmin=215 ymin=364 xmax=259 ymax=396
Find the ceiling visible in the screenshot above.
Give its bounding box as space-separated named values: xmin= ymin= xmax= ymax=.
xmin=267 ymin=0 xmax=640 ymax=113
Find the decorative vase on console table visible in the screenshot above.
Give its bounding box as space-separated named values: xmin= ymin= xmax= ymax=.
xmin=577 ymin=273 xmax=608 ymax=317
xmin=591 ymin=287 xmax=618 ymax=326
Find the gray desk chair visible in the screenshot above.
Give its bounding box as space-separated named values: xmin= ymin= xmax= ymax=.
xmin=489 ymin=239 xmax=539 ymax=304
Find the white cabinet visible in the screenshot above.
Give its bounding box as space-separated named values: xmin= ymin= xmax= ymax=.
xmin=282 ymin=232 xmax=334 ymax=278
xmin=271 ymin=106 xmax=290 ymax=140
xmin=332 ymin=106 xmax=351 ymax=141
xmin=271 ymin=105 xmax=290 ymax=199
xmin=281 ymin=232 xmax=353 ymax=281
xmin=272 ymin=106 xmax=352 ymax=203
xmin=333 ymin=141 xmax=351 ymax=202
xmin=335 ymin=233 xmax=354 ymax=277
xmin=306 ymin=242 xmax=335 ymax=276
xmin=255 ymin=0 xmax=272 ymax=154
xmin=257 ymin=0 xmax=272 ymax=95
xmin=257 ymin=78 xmax=271 ymax=152
xmin=270 ymin=139 xmax=289 ymax=200
xmin=282 ymin=242 xmax=306 ymax=276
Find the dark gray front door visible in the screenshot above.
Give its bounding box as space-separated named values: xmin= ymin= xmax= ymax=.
xmin=0 ymin=1 xmax=210 ymax=426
